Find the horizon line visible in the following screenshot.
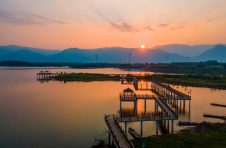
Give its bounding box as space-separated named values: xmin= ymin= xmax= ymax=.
xmin=0 ymin=43 xmax=226 ymax=50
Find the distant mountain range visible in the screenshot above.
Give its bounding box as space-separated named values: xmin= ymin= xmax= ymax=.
xmin=0 ymin=44 xmax=226 ymax=63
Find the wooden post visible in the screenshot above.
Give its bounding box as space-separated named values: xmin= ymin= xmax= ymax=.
xmin=156 ymin=121 xmax=159 ymax=135
xmin=167 ymin=120 xmax=170 ymax=131
xmin=125 ymin=122 xmax=128 ymax=136
xmin=155 ymin=101 xmax=158 ymax=113
xmin=140 ymin=121 xmax=143 ymax=136
xmin=144 ymin=99 xmax=147 ymax=114
xmin=120 ymin=101 xmax=122 ymax=114
xmin=189 ymin=100 xmax=191 ymax=118
xmin=134 ymin=100 xmax=137 ymax=115
xmin=171 ymin=120 xmax=174 ymax=133
xmin=183 ymin=100 xmax=186 ymax=114
xmin=180 ymin=100 xmax=182 ymax=113
xmin=108 ymin=132 xmax=111 ymax=145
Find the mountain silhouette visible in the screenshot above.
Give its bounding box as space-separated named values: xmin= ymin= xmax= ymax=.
xmin=0 ymin=44 xmax=225 ymax=63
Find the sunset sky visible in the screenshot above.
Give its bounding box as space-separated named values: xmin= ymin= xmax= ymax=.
xmin=0 ymin=0 xmax=226 ymax=49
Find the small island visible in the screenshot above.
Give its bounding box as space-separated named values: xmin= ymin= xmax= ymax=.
xmin=55 ymin=73 xmax=121 ymax=82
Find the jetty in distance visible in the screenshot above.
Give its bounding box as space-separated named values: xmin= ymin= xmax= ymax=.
xmin=105 ymin=75 xmax=191 ymax=148
xmin=37 ymin=71 xmax=57 ymax=80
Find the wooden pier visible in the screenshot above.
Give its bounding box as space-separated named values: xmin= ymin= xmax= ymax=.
xmin=155 ymin=96 xmax=176 ymax=119
xmin=121 ymin=74 xmax=134 ymax=85
xmin=133 ymin=78 xmax=151 ymax=90
xmin=105 ymin=77 xmax=192 ymax=147
xmin=105 ymin=115 xmax=134 ymax=148
xmin=151 ymin=79 xmax=191 ymax=100
xmin=119 ymin=88 xmax=177 ymax=119
xmin=151 ymin=79 xmax=191 ymax=115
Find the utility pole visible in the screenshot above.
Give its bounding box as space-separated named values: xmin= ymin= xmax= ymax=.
xmin=95 ymin=49 xmax=100 ymax=63
xmin=95 ymin=54 xmax=98 ymax=63
xmin=128 ymin=51 xmax=132 ymax=64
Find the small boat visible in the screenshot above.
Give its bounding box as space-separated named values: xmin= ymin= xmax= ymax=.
xmin=128 ymin=128 xmax=142 ymax=139
xmin=178 ymin=121 xmax=199 ymax=126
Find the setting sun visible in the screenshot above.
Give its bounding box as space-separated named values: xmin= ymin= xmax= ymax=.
xmin=141 ymin=44 xmax=146 ymax=49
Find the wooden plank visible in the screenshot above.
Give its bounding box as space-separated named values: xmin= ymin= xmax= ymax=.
xmin=211 ymin=103 xmax=226 ymax=108
xmin=203 ymin=114 xmax=226 ymax=120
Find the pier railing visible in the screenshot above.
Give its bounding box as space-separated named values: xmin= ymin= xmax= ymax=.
xmin=115 ymin=112 xmax=171 ymax=122
xmin=151 ymin=79 xmax=191 ymax=100
xmin=105 ymin=115 xmax=134 ymax=148
xmin=113 ymin=115 xmax=135 ymax=148
xmin=119 ymin=93 xmax=156 ymax=101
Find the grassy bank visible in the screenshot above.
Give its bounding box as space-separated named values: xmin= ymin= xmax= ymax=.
xmin=53 ymin=73 xmax=151 ymax=82
xmin=53 ymin=73 xmax=226 ymax=89
xmin=54 ymin=73 xmax=121 ymax=82
xmin=133 ymin=122 xmax=226 ymax=148
xmin=151 ymin=74 xmax=226 ymax=89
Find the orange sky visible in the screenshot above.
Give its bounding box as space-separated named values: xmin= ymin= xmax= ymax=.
xmin=0 ymin=0 xmax=226 ymax=49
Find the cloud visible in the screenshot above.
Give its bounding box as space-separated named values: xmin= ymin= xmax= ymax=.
xmin=144 ymin=26 xmax=155 ymax=31
xmin=91 ymin=9 xmax=140 ymax=32
xmin=110 ymin=21 xmax=139 ymax=32
xmin=0 ymin=10 xmax=66 ymax=25
xmin=170 ymin=25 xmax=185 ymax=30
xmin=158 ymin=23 xmax=169 ymax=28
xmin=205 ymin=12 xmax=226 ymax=23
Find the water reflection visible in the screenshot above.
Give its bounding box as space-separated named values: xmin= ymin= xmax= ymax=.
xmin=0 ymin=68 xmax=226 ymax=147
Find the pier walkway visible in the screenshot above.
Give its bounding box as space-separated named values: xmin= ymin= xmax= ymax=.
xmin=119 ymin=93 xmax=176 ymax=120
xmin=105 ymin=115 xmax=134 ymax=148
xmin=151 ymin=79 xmax=191 ymax=100
xmin=155 ymin=96 xmax=176 ymax=119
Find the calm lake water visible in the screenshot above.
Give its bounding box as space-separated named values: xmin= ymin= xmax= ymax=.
xmin=0 ymin=67 xmax=226 ymax=147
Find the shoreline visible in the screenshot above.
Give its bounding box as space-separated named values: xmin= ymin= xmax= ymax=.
xmin=151 ymin=74 xmax=226 ymax=89
xmin=132 ymin=122 xmax=226 ymax=148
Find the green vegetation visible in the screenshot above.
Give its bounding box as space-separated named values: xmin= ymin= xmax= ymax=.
xmin=53 ymin=73 xmax=152 ymax=82
xmin=133 ymin=122 xmax=226 ymax=148
xmin=54 ymin=73 xmax=121 ymax=82
xmin=151 ymin=74 xmax=226 ymax=89
xmin=144 ymin=61 xmax=226 ymax=75
xmin=49 ymin=72 xmax=226 ymax=89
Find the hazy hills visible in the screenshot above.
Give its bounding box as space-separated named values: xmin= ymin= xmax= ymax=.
xmin=0 ymin=44 xmax=226 ymax=63
xmin=156 ymin=44 xmax=215 ymax=57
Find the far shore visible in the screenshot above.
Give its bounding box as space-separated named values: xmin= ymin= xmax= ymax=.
xmin=2 ymin=60 xmax=226 ymax=75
